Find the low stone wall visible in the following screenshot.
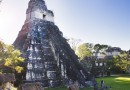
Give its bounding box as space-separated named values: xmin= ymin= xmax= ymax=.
xmin=18 ymin=83 xmax=44 ymax=90
xmin=67 ymin=82 xmax=79 ymax=90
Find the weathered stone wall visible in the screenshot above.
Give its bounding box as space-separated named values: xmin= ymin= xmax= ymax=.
xmin=14 ymin=0 xmax=94 ymax=87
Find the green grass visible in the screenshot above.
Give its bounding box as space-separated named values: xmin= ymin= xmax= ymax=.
xmin=45 ymin=86 xmax=93 ymax=90
xmin=96 ymin=75 xmax=130 ymax=90
xmin=44 ymin=86 xmax=66 ymax=90
xmin=45 ymin=75 xmax=130 ymax=90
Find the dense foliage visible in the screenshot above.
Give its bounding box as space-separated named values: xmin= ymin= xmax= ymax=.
xmin=76 ymin=43 xmax=93 ymax=60
xmin=94 ymin=44 xmax=108 ymax=58
xmin=114 ymin=51 xmax=130 ymax=72
xmin=0 ymin=40 xmax=24 ymax=73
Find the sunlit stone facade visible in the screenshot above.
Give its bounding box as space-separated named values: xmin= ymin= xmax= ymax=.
xmin=14 ymin=0 xmax=92 ymax=87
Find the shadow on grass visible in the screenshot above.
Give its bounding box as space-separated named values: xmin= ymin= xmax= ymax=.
xmin=45 ymin=75 xmax=130 ymax=90
xmin=96 ymin=74 xmax=130 ymax=90
xmin=44 ymin=86 xmax=93 ymax=90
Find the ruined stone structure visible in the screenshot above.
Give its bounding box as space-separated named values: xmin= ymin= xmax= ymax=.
xmin=14 ymin=0 xmax=93 ymax=87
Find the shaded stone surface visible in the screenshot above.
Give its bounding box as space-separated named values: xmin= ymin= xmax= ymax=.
xmin=67 ymin=81 xmax=79 ymax=90
xmin=14 ymin=0 xmax=94 ymax=87
xmin=18 ymin=83 xmax=43 ymax=90
xmin=0 ymin=73 xmax=15 ymax=83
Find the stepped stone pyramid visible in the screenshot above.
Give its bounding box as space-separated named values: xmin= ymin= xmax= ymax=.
xmin=14 ymin=0 xmax=93 ymax=87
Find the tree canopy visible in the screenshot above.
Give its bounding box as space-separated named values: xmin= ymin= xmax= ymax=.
xmin=114 ymin=51 xmax=130 ymax=72
xmin=94 ymin=44 xmax=108 ymax=58
xmin=76 ymin=43 xmax=93 ymax=60
xmin=0 ymin=40 xmax=24 ymax=73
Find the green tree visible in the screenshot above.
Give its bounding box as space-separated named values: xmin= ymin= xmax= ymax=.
xmin=0 ymin=40 xmax=24 ymax=73
xmin=114 ymin=51 xmax=130 ymax=72
xmin=76 ymin=43 xmax=93 ymax=60
xmin=94 ymin=44 xmax=108 ymax=58
xmin=75 ymin=43 xmax=93 ymax=72
xmin=92 ymin=44 xmax=109 ymax=77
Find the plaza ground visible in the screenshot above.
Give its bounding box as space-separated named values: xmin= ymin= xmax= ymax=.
xmin=45 ymin=74 xmax=130 ymax=90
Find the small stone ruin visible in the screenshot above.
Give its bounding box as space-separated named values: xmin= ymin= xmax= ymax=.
xmin=18 ymin=82 xmax=43 ymax=90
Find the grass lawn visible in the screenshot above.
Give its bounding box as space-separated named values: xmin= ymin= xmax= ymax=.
xmin=45 ymin=75 xmax=130 ymax=90
xmin=45 ymin=86 xmax=93 ymax=90
xmin=96 ymin=75 xmax=130 ymax=90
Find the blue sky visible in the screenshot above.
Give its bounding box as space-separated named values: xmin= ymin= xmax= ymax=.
xmin=0 ymin=0 xmax=130 ymax=50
